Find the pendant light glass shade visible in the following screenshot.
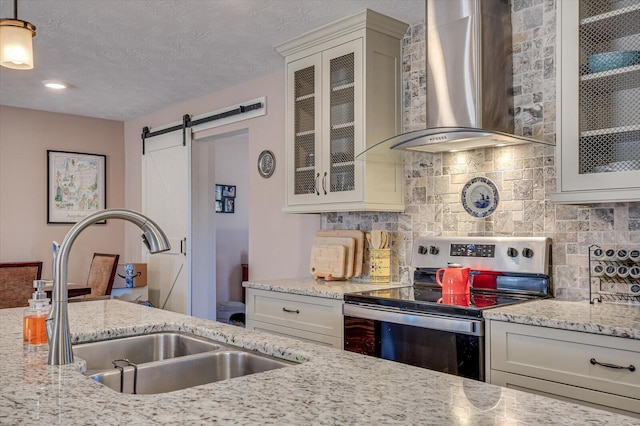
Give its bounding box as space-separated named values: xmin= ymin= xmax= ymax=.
xmin=0 ymin=19 xmax=35 ymax=69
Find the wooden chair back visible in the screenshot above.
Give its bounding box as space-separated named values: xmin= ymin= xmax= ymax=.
xmin=0 ymin=262 xmax=43 ymax=309
xmin=86 ymin=253 xmax=120 ymax=296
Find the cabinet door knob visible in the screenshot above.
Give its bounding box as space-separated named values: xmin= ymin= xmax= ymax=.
xmin=282 ymin=307 xmax=300 ymax=314
xmin=590 ymin=358 xmax=636 ymax=372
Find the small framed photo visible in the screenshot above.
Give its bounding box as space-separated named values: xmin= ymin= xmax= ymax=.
xmin=223 ymin=197 xmax=235 ymax=213
xmin=222 ymin=185 xmax=236 ymax=198
xmin=215 ymin=183 xmax=236 ymax=214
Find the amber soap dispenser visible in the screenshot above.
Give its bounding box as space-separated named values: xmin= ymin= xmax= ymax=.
xmin=23 ymin=280 xmax=51 ymax=350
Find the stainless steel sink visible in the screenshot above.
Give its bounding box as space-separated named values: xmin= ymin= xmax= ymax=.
xmin=74 ymin=332 xmax=222 ymax=374
xmin=89 ymin=350 xmax=292 ymax=394
xmin=73 ymin=332 xmax=294 ymax=394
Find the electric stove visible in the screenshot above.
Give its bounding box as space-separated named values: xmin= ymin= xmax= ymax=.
xmin=343 ymin=236 xmax=553 ymax=381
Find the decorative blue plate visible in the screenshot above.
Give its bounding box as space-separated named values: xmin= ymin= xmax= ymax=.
xmin=461 ymin=177 xmax=499 ymax=218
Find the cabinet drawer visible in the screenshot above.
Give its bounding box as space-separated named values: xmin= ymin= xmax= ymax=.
xmin=491 ymin=370 xmax=640 ymax=416
xmin=246 ymin=289 xmax=343 ymax=338
xmin=247 ymin=319 xmax=342 ymax=348
xmin=490 ymin=321 xmax=640 ymax=401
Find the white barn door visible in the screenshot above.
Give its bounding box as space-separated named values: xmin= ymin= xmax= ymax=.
xmin=142 ymin=130 xmax=191 ymax=315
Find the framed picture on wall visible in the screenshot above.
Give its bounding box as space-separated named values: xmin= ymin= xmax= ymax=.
xmin=222 ymin=185 xmax=236 ymax=197
xmin=223 ymin=197 xmax=235 ymax=213
xmin=215 ymin=183 xmax=236 ymax=214
xmin=47 ymin=150 xmax=107 ymax=224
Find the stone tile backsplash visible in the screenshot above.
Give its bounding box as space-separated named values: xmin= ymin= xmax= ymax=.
xmin=321 ymin=0 xmax=640 ymax=300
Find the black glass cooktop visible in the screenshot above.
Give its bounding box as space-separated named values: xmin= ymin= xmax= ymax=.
xmin=343 ymin=285 xmax=539 ymax=319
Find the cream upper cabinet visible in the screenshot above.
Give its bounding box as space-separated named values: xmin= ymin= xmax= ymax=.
xmin=276 ymin=10 xmax=407 ymax=213
xmin=553 ymin=0 xmax=640 ymax=203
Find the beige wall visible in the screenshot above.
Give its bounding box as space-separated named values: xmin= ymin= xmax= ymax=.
xmin=0 ymin=106 xmax=125 ymax=284
xmin=123 ymin=70 xmax=320 ymax=281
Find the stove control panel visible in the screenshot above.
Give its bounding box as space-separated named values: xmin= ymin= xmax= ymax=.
xmin=412 ymin=236 xmax=551 ymax=275
xmin=450 ymin=243 xmax=495 ymax=258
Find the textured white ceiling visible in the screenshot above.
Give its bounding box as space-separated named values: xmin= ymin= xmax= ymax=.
xmin=0 ymin=0 xmax=423 ymax=121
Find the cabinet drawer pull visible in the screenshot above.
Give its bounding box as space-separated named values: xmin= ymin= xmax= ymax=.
xmin=282 ymin=307 xmax=300 ymax=314
xmin=590 ymin=358 xmax=636 ymax=372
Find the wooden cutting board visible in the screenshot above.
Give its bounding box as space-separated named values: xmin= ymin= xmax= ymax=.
xmin=313 ymin=237 xmax=356 ymax=278
xmin=310 ymin=244 xmax=347 ymax=280
xmin=316 ymin=230 xmax=365 ymax=277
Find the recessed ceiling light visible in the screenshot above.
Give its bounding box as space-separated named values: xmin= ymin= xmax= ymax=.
xmin=42 ymin=80 xmax=68 ymax=90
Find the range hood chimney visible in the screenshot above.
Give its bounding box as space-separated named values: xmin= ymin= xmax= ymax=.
xmin=359 ymin=0 xmax=554 ymax=158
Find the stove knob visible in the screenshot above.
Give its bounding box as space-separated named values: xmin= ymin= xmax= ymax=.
xmin=522 ymin=248 xmax=534 ymax=258
xmin=418 ymin=245 xmax=427 ymax=255
xmin=507 ymin=247 xmax=519 ymax=258
xmin=429 ymin=246 xmax=439 ymax=255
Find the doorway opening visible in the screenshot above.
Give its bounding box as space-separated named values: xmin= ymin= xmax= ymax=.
xmin=191 ymin=129 xmax=249 ymax=322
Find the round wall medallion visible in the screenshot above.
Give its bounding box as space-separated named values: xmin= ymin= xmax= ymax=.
xmin=461 ymin=177 xmax=499 ymax=218
xmin=257 ymin=150 xmax=275 ymax=178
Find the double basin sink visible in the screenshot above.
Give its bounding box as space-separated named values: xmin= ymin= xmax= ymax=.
xmin=73 ymin=332 xmax=294 ymax=394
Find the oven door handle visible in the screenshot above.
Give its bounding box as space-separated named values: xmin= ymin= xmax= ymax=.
xmin=343 ymin=304 xmax=483 ymax=336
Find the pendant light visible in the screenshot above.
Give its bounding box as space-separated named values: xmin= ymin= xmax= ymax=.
xmin=0 ymin=0 xmax=36 ymax=70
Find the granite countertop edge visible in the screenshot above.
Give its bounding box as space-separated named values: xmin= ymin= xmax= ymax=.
xmin=483 ymin=299 xmax=640 ymax=340
xmin=242 ymin=277 xmax=409 ymax=299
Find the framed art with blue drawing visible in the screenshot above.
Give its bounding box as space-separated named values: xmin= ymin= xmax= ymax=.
xmin=47 ymin=150 xmax=107 ymax=224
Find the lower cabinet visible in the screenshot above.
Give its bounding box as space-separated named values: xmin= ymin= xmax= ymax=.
xmin=245 ymin=288 xmax=343 ymax=349
xmin=487 ymin=320 xmax=640 ymax=416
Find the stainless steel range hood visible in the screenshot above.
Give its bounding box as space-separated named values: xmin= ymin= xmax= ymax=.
xmin=359 ymin=0 xmax=554 ymax=159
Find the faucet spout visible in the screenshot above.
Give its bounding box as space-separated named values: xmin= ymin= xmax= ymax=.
xmin=47 ymin=208 xmax=170 ymax=365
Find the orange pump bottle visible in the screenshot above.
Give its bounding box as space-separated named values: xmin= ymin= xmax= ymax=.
xmin=23 ymin=280 xmax=50 ymax=350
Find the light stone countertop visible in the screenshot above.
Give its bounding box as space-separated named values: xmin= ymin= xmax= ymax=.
xmin=1 ymin=300 xmax=639 ymax=425
xmin=245 ymin=279 xmax=640 ymax=341
xmin=243 ymin=277 xmax=409 ymax=298
xmin=483 ymin=299 xmax=640 ymax=340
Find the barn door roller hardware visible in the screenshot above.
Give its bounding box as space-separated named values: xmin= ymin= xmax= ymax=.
xmin=141 ymin=101 xmax=263 ymax=154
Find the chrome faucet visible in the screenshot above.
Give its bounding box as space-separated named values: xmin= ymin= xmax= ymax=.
xmin=46 ymin=208 xmax=170 ymax=365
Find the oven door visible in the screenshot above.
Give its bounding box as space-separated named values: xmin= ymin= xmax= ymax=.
xmin=343 ymin=303 xmax=485 ymax=381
